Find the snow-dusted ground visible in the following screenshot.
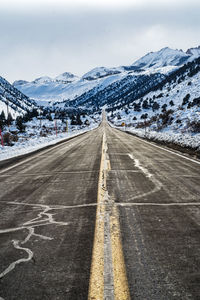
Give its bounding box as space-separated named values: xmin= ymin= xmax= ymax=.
xmin=129 ymin=128 xmax=200 ymax=150
xmin=111 ymin=123 xmax=200 ymax=151
xmin=0 ymin=123 xmax=99 ymax=162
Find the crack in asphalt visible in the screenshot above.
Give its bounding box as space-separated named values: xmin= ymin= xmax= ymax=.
xmin=0 ymin=199 xmax=102 ymax=283
xmin=0 ymin=201 xmax=70 ymax=281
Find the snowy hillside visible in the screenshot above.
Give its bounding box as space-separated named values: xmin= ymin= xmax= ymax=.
xmin=0 ymin=76 xmax=38 ymax=118
xmin=108 ymin=56 xmax=200 ymax=149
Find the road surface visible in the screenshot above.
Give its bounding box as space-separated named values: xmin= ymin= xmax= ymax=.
xmin=0 ymin=120 xmax=199 ymax=299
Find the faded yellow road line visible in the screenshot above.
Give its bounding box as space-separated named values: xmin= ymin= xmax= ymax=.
xmin=88 ymin=131 xmax=130 ymax=300
xmin=88 ymin=133 xmax=106 ymax=300
xmin=110 ymin=205 xmax=130 ymax=300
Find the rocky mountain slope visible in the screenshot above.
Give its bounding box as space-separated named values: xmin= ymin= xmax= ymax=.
xmin=0 ymin=76 xmax=38 ymax=118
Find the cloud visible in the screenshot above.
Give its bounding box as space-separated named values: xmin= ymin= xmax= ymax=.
xmin=0 ymin=0 xmax=199 ymax=82
xmin=1 ymin=0 xmax=200 ymax=9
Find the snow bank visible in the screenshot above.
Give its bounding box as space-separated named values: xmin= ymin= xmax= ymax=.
xmin=0 ymin=123 xmax=98 ymax=162
xmin=110 ymin=122 xmax=200 ymax=151
xmin=126 ymin=127 xmax=200 ymax=150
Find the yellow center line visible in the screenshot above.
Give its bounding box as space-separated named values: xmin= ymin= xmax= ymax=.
xmin=110 ymin=205 xmax=131 ymax=300
xmin=88 ymin=133 xmax=106 ymax=300
xmin=88 ymin=130 xmax=130 ymax=300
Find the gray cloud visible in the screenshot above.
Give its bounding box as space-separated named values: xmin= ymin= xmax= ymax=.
xmin=0 ymin=1 xmax=200 ymax=82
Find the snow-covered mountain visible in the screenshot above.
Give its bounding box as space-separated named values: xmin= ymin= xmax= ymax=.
xmin=82 ymin=67 xmax=122 ymax=80
xmin=55 ymin=72 xmax=79 ymax=83
xmin=13 ymin=73 xmax=79 ymax=88
xmin=186 ymin=45 xmax=200 ymax=56
xmin=13 ymin=46 xmax=200 ymax=113
xmin=13 ymin=70 xmax=126 ymax=105
xmin=131 ymin=47 xmax=199 ymax=70
xmin=0 ymin=76 xmax=38 ymax=118
xmin=32 ymin=76 xmax=53 ymax=84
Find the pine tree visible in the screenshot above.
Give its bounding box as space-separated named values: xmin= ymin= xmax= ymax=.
xmin=0 ymin=111 xmax=6 ymax=130
xmin=7 ymin=112 xmax=13 ymax=126
xmin=76 ymin=114 xmax=83 ymax=125
xmin=16 ymin=116 xmax=26 ymax=132
xmin=152 ymin=102 xmax=160 ymax=112
xmin=70 ymin=115 xmax=76 ymax=125
xmin=142 ymin=100 xmax=149 ymax=109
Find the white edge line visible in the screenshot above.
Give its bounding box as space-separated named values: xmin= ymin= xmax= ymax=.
xmin=117 ymin=202 xmax=200 ymax=206
xmin=125 ymin=129 xmax=200 ymax=166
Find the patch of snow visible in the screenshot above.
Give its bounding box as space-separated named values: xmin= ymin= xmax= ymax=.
xmin=110 ymin=122 xmax=200 ymax=151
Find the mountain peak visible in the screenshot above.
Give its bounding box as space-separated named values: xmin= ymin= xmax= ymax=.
xmin=82 ymin=66 xmax=121 ymax=80
xmin=159 ymin=46 xmax=171 ymax=52
xmin=132 ymin=47 xmax=192 ymax=69
xmin=13 ymin=80 xmax=29 ymax=86
xmin=55 ymin=72 xmax=78 ymax=83
xmin=186 ymin=45 xmax=200 ymax=56
xmin=32 ymin=76 xmax=53 ymax=84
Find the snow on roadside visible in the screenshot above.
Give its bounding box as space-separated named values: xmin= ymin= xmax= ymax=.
xmin=0 ymin=123 xmax=98 ymax=162
xmin=111 ymin=123 xmax=200 ymax=151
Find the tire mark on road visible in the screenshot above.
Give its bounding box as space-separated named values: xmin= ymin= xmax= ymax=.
xmin=128 ymin=154 xmax=163 ymax=201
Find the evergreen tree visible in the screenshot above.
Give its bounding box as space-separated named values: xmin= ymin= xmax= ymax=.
xmin=182 ymin=94 xmax=190 ymax=106
xmin=152 ymin=102 xmax=160 ymax=112
xmin=134 ymin=103 xmax=141 ymax=112
xmin=142 ymin=100 xmax=149 ymax=109
xmin=0 ymin=111 xmax=6 ymax=130
xmin=161 ymin=104 xmax=168 ymax=112
xmin=70 ymin=115 xmax=76 ymax=125
xmin=47 ymin=114 xmax=53 ymax=121
xmin=76 ymin=114 xmax=83 ymax=125
xmin=141 ymin=113 xmax=148 ymax=119
xmin=16 ymin=116 xmax=26 ymax=132
xmin=7 ymin=112 xmax=13 ymax=126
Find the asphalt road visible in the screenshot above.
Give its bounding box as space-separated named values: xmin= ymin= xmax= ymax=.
xmin=0 ymin=121 xmax=200 ymax=300
xmin=106 ymin=125 xmax=200 ymax=300
xmin=0 ymin=128 xmax=102 ymax=300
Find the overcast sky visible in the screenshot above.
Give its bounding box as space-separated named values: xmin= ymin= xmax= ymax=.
xmin=0 ymin=0 xmax=200 ymax=82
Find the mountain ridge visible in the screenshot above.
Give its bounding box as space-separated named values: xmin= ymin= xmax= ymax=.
xmin=13 ymin=45 xmax=200 ymax=106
